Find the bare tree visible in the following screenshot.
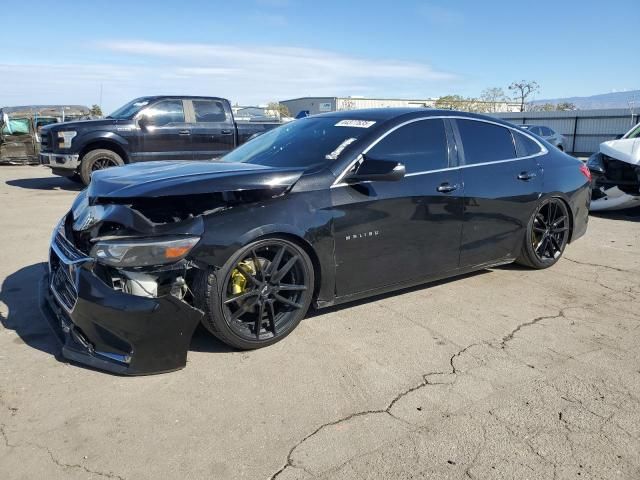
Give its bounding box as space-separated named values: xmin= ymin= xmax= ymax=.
xmin=479 ymin=87 xmax=507 ymax=113
xmin=508 ymin=80 xmax=540 ymax=112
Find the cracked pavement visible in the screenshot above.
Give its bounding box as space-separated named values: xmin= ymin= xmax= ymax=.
xmin=1 ymin=166 xmax=639 ymax=479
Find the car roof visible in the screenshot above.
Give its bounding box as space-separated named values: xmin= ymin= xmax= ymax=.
xmin=140 ymin=95 xmax=228 ymax=102
xmin=312 ymin=108 xmax=520 ymax=129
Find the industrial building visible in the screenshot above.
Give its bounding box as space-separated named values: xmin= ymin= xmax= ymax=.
xmin=280 ymin=96 xmax=439 ymax=117
xmin=279 ymin=96 xmax=522 ymax=117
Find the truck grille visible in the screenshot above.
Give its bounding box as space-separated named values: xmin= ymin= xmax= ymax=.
xmin=40 ymin=131 xmax=51 ymax=152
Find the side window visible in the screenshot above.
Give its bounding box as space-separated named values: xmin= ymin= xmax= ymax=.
xmin=457 ymin=119 xmax=516 ymax=165
xmin=193 ymin=100 xmax=227 ymax=123
xmin=528 ymin=126 xmax=541 ymax=135
xmin=513 ymin=131 xmax=542 ymax=157
xmin=1 ymin=118 xmax=30 ymax=136
xmin=540 ymin=126 xmax=554 ymax=136
xmin=35 ymin=117 xmax=57 ymax=132
xmin=367 ymin=119 xmax=448 ymax=173
xmin=146 ymin=100 xmax=185 ymax=126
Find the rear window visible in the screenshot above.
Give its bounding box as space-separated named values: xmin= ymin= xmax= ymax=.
xmin=193 ymin=100 xmax=227 ymax=123
xmin=457 ymin=119 xmax=516 ymax=165
xmin=513 ymin=131 xmax=543 ymax=157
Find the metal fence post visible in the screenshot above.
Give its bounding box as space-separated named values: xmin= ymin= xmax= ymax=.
xmin=571 ymin=116 xmax=578 ymax=154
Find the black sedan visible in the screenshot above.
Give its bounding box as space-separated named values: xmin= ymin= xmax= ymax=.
xmin=43 ymin=109 xmax=591 ymax=375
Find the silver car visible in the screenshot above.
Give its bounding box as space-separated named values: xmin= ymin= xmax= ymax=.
xmin=520 ymin=125 xmax=567 ymax=151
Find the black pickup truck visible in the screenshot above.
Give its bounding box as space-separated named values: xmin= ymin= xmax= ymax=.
xmin=40 ymin=96 xmax=280 ymax=184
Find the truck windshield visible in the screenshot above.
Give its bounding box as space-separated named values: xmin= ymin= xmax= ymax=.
xmin=107 ymin=98 xmax=152 ymax=120
xmin=221 ymin=117 xmax=375 ymax=168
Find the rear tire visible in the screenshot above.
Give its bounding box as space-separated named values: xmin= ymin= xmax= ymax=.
xmin=196 ymin=238 xmax=314 ymax=350
xmin=79 ymin=149 xmax=124 ymax=185
xmin=516 ymin=198 xmax=570 ymax=269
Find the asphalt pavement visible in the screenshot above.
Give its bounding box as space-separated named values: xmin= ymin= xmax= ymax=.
xmin=1 ymin=165 xmax=639 ymax=479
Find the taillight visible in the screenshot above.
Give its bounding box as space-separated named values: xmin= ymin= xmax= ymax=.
xmin=579 ymin=163 xmax=591 ymax=181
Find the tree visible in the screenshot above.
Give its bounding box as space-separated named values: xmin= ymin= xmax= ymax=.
xmin=435 ymin=95 xmax=467 ymax=110
xmin=266 ymin=102 xmax=290 ymax=119
xmin=89 ymin=104 xmax=103 ymax=117
xmin=508 ymin=80 xmax=540 ymax=112
xmin=529 ymin=103 xmax=556 ymax=112
xmin=479 ymin=87 xmax=507 ymax=113
xmin=556 ymin=102 xmax=577 ymax=111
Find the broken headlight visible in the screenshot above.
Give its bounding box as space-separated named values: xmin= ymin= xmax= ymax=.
xmin=90 ymin=236 xmax=200 ymax=267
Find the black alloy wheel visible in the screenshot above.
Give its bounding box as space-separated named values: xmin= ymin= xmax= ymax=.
xmin=79 ymin=149 xmax=125 ymax=185
xmin=90 ymin=157 xmax=121 ymax=171
xmin=517 ymin=197 xmax=570 ymax=269
xmin=199 ymin=238 xmax=314 ymax=349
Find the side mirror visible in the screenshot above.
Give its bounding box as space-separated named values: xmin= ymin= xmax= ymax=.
xmin=346 ymin=157 xmax=406 ymax=183
xmin=137 ymin=115 xmax=152 ymax=130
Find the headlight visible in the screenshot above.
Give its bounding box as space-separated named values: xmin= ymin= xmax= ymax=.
xmin=90 ymin=236 xmax=200 ymax=267
xmin=57 ymin=131 xmax=77 ymax=149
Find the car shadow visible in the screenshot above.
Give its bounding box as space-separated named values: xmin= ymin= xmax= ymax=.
xmin=0 ymin=263 xmax=63 ymax=358
xmin=6 ymin=176 xmax=83 ymax=192
xmin=590 ymin=206 xmax=640 ymax=223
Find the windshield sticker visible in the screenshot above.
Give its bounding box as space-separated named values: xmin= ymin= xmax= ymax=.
xmin=325 ymin=137 xmax=357 ymax=160
xmin=133 ymin=101 xmax=149 ymax=107
xmin=335 ymin=120 xmax=376 ymax=128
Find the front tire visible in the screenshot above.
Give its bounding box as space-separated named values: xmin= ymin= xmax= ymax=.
xmin=79 ymin=149 xmax=124 ymax=185
xmin=516 ymin=198 xmax=570 ymax=269
xmin=197 ymin=238 xmax=314 ymax=350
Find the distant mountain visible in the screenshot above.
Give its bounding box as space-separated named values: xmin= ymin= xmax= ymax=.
xmin=533 ymin=90 xmax=640 ymax=109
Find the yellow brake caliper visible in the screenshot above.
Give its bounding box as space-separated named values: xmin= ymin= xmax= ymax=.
xmin=230 ymin=260 xmax=257 ymax=295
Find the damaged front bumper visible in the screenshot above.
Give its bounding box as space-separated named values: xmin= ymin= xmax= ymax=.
xmin=42 ymin=225 xmax=204 ymax=375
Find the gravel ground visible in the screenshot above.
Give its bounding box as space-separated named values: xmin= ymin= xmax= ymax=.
xmin=1 ymin=165 xmax=639 ymax=480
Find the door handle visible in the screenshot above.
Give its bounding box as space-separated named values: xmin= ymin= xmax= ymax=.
xmin=220 ymin=129 xmax=233 ymax=135
xmin=178 ymin=129 xmax=190 ymax=136
xmin=517 ymin=171 xmax=536 ymax=181
xmin=437 ymin=182 xmax=459 ymax=193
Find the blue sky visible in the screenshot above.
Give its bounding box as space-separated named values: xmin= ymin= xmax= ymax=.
xmin=2 ymin=0 xmax=637 ymax=112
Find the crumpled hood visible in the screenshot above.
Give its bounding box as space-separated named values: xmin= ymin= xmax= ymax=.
xmin=600 ymin=138 xmax=640 ymax=166
xmin=87 ymin=161 xmax=304 ymax=200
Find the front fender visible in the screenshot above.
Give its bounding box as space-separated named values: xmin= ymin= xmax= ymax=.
xmin=75 ymin=131 xmax=129 ymax=153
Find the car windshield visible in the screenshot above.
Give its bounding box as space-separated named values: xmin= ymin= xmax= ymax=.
xmin=1 ymin=118 xmax=30 ymax=136
xmin=625 ymin=124 xmax=640 ymax=139
xmin=107 ymin=98 xmax=152 ymax=120
xmin=221 ymin=117 xmax=375 ymax=168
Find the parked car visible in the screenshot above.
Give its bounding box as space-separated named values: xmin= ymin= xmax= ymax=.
xmin=519 ymin=124 xmax=567 ymax=151
xmin=43 ymin=109 xmax=590 ymax=375
xmin=587 ymin=122 xmax=640 ymax=211
xmin=0 ymin=105 xmax=91 ymax=165
xmin=39 ymin=96 xmax=281 ymax=185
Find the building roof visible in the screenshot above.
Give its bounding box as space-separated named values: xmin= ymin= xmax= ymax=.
xmin=0 ymin=105 xmax=90 ymax=116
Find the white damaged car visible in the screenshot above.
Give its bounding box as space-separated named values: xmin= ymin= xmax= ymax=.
xmin=587 ymin=123 xmax=640 ymax=211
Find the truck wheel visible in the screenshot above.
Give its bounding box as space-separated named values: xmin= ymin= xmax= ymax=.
xmin=79 ymin=149 xmax=124 ymax=185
